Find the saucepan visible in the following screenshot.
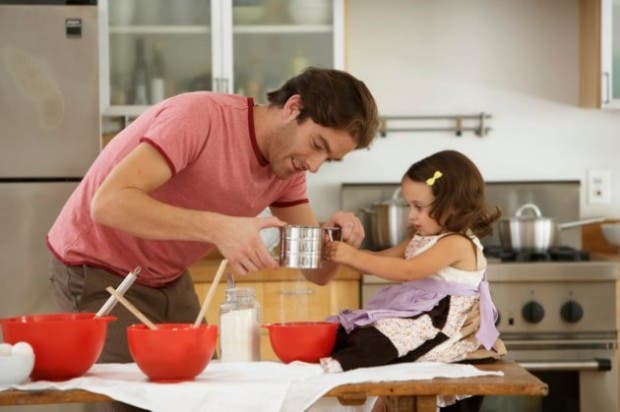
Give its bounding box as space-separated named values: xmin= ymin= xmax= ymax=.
xmin=360 ymin=188 xmax=410 ymax=250
xmin=498 ymin=203 xmax=605 ymax=253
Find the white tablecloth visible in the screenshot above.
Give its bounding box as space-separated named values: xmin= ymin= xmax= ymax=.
xmin=0 ymin=361 xmax=502 ymax=411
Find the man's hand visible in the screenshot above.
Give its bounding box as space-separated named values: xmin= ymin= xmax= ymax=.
xmin=324 ymin=240 xmax=357 ymax=265
xmin=322 ymin=211 xmax=364 ymax=248
xmin=211 ymin=215 xmax=286 ymax=275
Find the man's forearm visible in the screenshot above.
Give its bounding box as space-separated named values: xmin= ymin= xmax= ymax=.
xmin=90 ymin=187 xmax=221 ymax=242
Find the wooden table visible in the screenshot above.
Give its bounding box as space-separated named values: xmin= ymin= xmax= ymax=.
xmin=326 ymin=360 xmax=548 ymax=411
xmin=0 ymin=361 xmax=547 ymax=412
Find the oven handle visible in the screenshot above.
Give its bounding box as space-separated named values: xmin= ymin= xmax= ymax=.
xmin=519 ymin=358 xmax=611 ymax=372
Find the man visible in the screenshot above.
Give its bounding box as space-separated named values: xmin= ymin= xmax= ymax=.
xmin=47 ymin=67 xmax=380 ymax=364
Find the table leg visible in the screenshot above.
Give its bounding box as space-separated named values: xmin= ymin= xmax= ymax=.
xmin=383 ymin=395 xmax=436 ymax=412
xmin=416 ymin=395 xmax=437 ymax=412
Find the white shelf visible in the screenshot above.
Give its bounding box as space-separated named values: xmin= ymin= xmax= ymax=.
xmin=109 ymin=24 xmax=333 ymax=35
xmin=103 ymin=105 xmax=150 ymax=118
xmin=234 ymin=24 xmax=333 ymax=34
xmin=109 ymin=25 xmax=210 ymax=35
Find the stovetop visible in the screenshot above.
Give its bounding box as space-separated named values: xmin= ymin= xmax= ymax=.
xmin=482 ymin=245 xmax=618 ymax=282
xmin=484 ymin=245 xmax=590 ymax=262
xmin=362 ymin=260 xmax=619 ymax=284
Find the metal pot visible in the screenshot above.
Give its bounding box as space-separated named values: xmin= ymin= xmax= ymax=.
xmin=361 ymin=188 xmax=410 ymax=250
xmin=498 ymin=203 xmax=604 ymax=252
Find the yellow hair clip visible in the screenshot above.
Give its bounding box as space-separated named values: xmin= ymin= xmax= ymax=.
xmin=425 ymin=171 xmax=443 ymax=186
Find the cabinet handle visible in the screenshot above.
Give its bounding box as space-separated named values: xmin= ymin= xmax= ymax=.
xmin=603 ymin=71 xmax=611 ymax=105
xmin=519 ymin=359 xmax=611 ymax=372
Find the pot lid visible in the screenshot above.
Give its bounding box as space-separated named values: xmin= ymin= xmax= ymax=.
xmin=502 ymin=203 xmax=555 ymax=221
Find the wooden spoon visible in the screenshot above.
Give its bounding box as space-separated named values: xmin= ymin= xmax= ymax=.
xmin=193 ymin=259 xmax=228 ymax=328
xmin=105 ymin=287 xmax=157 ymax=330
xmin=96 ymin=266 xmax=140 ymax=318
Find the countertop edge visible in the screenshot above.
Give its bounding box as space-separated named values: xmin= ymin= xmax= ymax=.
xmin=189 ymin=259 xmax=361 ymax=282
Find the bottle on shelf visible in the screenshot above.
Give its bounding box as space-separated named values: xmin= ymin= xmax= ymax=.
xmin=150 ymin=42 xmax=166 ymax=104
xmin=130 ymin=37 xmax=149 ymax=105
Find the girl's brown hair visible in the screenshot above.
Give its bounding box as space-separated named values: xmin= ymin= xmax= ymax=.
xmin=403 ymin=150 xmax=500 ymax=238
xmin=266 ymin=67 xmax=379 ymax=149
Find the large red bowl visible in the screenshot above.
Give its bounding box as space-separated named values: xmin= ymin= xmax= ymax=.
xmin=0 ymin=312 xmax=116 ymax=380
xmin=127 ymin=323 xmax=217 ymax=382
xmin=264 ymin=321 xmax=339 ymax=363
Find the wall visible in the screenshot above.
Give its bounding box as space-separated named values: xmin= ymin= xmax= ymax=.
xmin=307 ymin=0 xmax=620 ymax=221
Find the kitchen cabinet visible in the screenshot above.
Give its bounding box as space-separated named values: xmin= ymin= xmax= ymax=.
xmin=579 ymin=0 xmax=620 ymax=108
xmin=190 ymin=258 xmax=360 ymax=361
xmin=99 ymin=0 xmax=344 ymax=122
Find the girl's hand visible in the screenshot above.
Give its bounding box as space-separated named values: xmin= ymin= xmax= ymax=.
xmin=324 ymin=240 xmax=357 ymax=265
xmin=323 ymin=211 xmax=364 ymax=248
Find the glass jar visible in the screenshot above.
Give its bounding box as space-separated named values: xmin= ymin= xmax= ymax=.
xmin=219 ymin=287 xmax=260 ymax=362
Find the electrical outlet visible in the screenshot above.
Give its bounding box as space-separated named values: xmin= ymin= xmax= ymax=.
xmin=587 ymin=169 xmax=612 ymax=204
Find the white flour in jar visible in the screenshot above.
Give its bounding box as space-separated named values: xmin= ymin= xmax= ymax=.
xmin=220 ymin=307 xmax=260 ymax=362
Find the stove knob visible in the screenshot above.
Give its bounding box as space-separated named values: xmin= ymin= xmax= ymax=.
xmin=522 ymin=301 xmax=545 ymax=323
xmin=560 ymin=300 xmax=583 ymax=323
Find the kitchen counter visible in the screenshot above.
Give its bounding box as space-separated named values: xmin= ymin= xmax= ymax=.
xmin=591 ymin=252 xmax=620 ymax=264
xmin=189 ymin=257 xmax=361 ymax=282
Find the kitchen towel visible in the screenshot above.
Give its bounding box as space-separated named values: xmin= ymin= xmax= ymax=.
xmin=0 ymin=361 xmax=503 ymax=412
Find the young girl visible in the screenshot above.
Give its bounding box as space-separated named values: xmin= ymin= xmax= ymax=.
xmin=322 ymin=150 xmax=505 ymax=373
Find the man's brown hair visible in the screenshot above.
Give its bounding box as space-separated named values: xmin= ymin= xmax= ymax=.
xmin=266 ymin=67 xmax=379 ymax=149
xmin=403 ymin=150 xmax=501 ymax=238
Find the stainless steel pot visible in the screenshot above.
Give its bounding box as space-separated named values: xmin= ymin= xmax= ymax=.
xmin=361 ymin=188 xmax=410 ymax=250
xmin=498 ymin=203 xmax=604 ymax=252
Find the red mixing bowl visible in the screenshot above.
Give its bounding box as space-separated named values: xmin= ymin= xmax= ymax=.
xmin=0 ymin=312 xmax=116 ymax=380
xmin=127 ymin=323 xmax=217 ymax=382
xmin=263 ymin=321 xmax=339 ymax=363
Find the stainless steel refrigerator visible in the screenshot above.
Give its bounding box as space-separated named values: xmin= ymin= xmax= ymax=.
xmin=0 ymin=0 xmax=100 ymax=319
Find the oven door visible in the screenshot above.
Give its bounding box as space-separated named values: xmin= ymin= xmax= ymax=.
xmin=480 ymin=340 xmax=618 ymax=412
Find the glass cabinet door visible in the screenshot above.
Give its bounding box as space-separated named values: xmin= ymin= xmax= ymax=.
xmin=612 ymin=0 xmax=620 ymax=101
xmin=103 ymin=0 xmax=342 ymax=113
xmin=601 ymin=0 xmax=620 ymax=107
xmin=107 ymin=0 xmax=213 ymax=107
xmin=231 ymin=0 xmax=340 ymax=103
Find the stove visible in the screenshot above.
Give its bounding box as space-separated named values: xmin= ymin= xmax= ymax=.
xmin=485 ymin=259 xmax=618 ymax=412
xmin=487 ymin=260 xmax=617 ymax=337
